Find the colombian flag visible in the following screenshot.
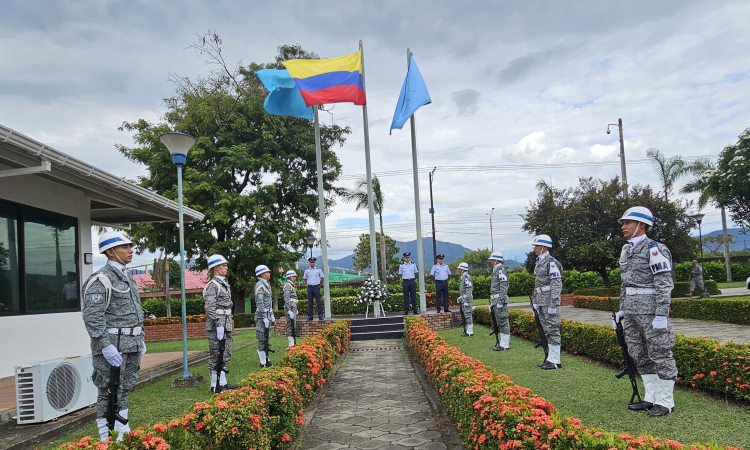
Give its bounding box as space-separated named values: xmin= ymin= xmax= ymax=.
xmin=282 ymin=52 xmax=366 ymax=107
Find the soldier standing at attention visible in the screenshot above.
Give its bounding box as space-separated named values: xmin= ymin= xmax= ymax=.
xmin=689 ymin=260 xmax=710 ymax=298
xmin=254 ymin=264 xmax=275 ymax=367
xmin=430 ymin=254 xmax=451 ymax=313
xmin=304 ymin=257 xmax=324 ymax=321
xmin=82 ymin=231 xmax=145 ymax=441
xmin=203 ymin=254 xmax=237 ymax=392
xmin=283 ymin=270 xmax=299 ymax=347
xmin=614 ymin=206 xmax=677 ymax=417
xmin=531 ymin=234 xmax=563 ymax=370
xmin=457 ymin=262 xmax=474 ymax=336
xmin=489 ymin=252 xmax=511 ymax=351
xmin=399 ymin=252 xmax=419 ymax=315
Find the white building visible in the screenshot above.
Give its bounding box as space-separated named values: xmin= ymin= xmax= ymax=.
xmin=0 ymin=123 xmax=204 ymax=380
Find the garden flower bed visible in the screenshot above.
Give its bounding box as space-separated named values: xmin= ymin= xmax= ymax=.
xmin=405 ymin=315 xmax=739 ymax=450
xmin=58 ymin=320 xmax=351 ymax=450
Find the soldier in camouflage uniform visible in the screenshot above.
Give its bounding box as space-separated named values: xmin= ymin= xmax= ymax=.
xmin=614 ymin=206 xmax=677 ymax=417
xmin=531 ymin=234 xmax=563 ymax=370
xmin=489 ymin=252 xmax=511 ymax=351
xmin=254 ymin=265 xmax=275 ymax=367
xmin=82 ymin=231 xmax=145 ymax=441
xmin=689 ymin=260 xmax=709 ymax=298
xmin=457 ymin=262 xmax=474 ymax=336
xmin=203 ymin=254 xmax=237 ymax=392
xmin=283 ymin=269 xmax=299 ymax=347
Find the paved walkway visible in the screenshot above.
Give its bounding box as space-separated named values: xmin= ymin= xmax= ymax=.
xmin=510 ymin=304 xmax=750 ymax=344
xmin=299 ymin=339 xmax=461 ymax=450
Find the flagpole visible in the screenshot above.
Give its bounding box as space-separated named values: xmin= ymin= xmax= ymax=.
xmin=407 ymin=49 xmax=427 ymax=314
xmin=360 ymin=40 xmax=380 ymax=285
xmin=314 ymin=108 xmax=332 ymax=318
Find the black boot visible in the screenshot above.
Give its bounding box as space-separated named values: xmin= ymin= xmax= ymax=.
xmin=627 ymin=401 xmax=654 ymax=412
xmin=221 ymin=383 xmax=239 ymax=390
xmin=540 ymin=361 xmax=561 ymax=370
xmin=492 ymin=345 xmax=509 ymax=352
xmin=648 ymin=405 xmax=673 ymax=417
xmin=461 ymin=332 xmax=469 ymax=337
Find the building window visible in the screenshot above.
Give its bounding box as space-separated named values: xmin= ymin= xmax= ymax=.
xmin=0 ymin=199 xmax=79 ymax=315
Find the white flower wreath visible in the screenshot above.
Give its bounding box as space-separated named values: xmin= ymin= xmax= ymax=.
xmin=356 ymin=278 xmax=390 ymax=304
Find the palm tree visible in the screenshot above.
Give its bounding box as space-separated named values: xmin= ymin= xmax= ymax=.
xmin=680 ymin=159 xmax=733 ymax=282
xmin=646 ymin=148 xmax=690 ymax=202
xmin=342 ymin=176 xmax=388 ymax=281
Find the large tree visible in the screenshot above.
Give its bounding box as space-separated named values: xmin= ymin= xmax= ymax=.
xmin=708 ymin=127 xmax=750 ymax=230
xmin=351 ymin=232 xmax=400 ymax=280
xmin=646 ymin=148 xmax=689 ymax=202
xmin=449 ymin=248 xmax=492 ymax=276
xmin=118 ymin=35 xmax=350 ymax=312
xmin=522 ymin=176 xmax=697 ymax=286
xmin=341 ymin=175 xmax=387 ymax=281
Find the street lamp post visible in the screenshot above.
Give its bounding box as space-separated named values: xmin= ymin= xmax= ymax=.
xmin=693 ymin=213 xmax=706 ymax=276
xmin=487 ymin=208 xmax=495 ymax=252
xmin=305 ymin=236 xmax=316 ymax=260
xmin=160 ymin=131 xmax=197 ymax=380
xmin=607 ymin=118 xmax=628 ymax=200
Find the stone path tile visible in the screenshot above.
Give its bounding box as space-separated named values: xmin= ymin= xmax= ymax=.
xmin=299 ymin=340 xmax=461 ymax=449
xmin=509 ymin=304 xmax=750 ymax=344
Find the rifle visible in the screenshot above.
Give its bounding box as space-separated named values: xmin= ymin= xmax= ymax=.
xmin=611 ymin=297 xmax=642 ymax=406
xmin=290 ymin=315 xmax=297 ymax=346
xmin=264 ymin=310 xmax=275 ymax=366
xmin=530 ymin=294 xmax=549 ymax=364
xmin=458 ymin=297 xmax=467 ymax=333
xmin=488 ymin=303 xmax=500 ymax=346
xmin=142 ymin=307 xmax=156 ymax=319
xmin=106 ymin=333 xmax=128 ymax=437
xmin=213 ymin=315 xmax=229 ymax=393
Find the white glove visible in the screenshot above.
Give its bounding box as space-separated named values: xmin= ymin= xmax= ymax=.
xmin=612 ymin=319 xmax=618 ymax=330
xmin=489 ymin=304 xmax=495 ymax=311
xmin=614 ymin=310 xmax=625 ymax=324
xmin=288 ymin=311 xmax=295 ymax=319
xmin=270 ymin=314 xmax=276 ymax=323
xmin=102 ymin=345 xmax=123 ymax=367
xmin=140 ymin=341 xmax=147 ymax=356
xmin=263 ymin=318 xmax=270 ymax=329
xmin=532 ymin=304 xmax=538 ymax=311
xmin=652 ymin=316 xmax=669 ymax=329
xmin=216 ymin=326 xmax=225 ymax=340
xmin=547 ymin=307 xmax=557 ymax=314
xmin=463 ymin=302 xmax=469 ymax=307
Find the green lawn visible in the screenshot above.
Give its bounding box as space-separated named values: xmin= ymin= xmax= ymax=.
xmin=718 ymin=281 xmax=748 ymax=289
xmin=471 ymin=296 xmax=529 ymax=306
xmin=145 ymin=329 xmax=256 ymax=353
xmin=439 ymin=325 xmax=750 ymax=449
xmin=43 ymin=335 xmax=288 ymax=449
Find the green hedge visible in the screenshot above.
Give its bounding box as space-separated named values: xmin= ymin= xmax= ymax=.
xmin=142 ymin=296 xmax=206 ymax=317
xmin=574 ymin=281 xmax=720 ymax=298
xmin=573 ymin=295 xmax=750 ymax=326
xmin=675 ymin=260 xmax=750 ymax=283
xmin=473 ymin=307 xmax=750 ymax=402
xmin=301 ymin=291 xmax=462 ymax=315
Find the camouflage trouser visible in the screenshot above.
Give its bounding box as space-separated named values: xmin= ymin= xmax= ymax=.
xmin=207 ymin=331 xmax=233 ymax=372
xmin=536 ymin=307 xmax=561 ymax=346
xmin=623 ymin=314 xmax=678 ymax=380
xmin=492 ymin=305 xmax=511 ymax=334
xmin=256 ymin=325 xmax=269 ymax=350
xmin=92 ymin=351 xmax=141 ymax=418
xmin=461 ymin=301 xmax=473 ymax=325
xmin=286 ymin=317 xmax=296 ymax=337
xmin=690 ymin=278 xmax=706 ymax=294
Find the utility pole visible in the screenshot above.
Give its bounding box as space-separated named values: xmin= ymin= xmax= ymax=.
xmin=428 ymin=167 xmax=437 ymax=264
xmin=487 ymin=207 xmax=495 ymax=252
xmin=607 ymin=118 xmax=628 ymax=200
xmin=164 ymin=256 xmax=171 ymax=317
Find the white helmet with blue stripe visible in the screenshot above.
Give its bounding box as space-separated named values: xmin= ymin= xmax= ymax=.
xmin=207 ymin=254 xmax=228 ymax=270
xmin=531 ymin=234 xmax=553 ymax=248
xmin=457 ymin=262 xmax=469 ymax=271
xmin=618 ymin=206 xmax=654 ymax=226
xmin=488 ymin=251 xmax=504 ymax=261
xmin=285 ymin=269 xmax=297 ymax=278
xmin=255 ymin=264 xmax=270 ymax=276
xmin=98 ymin=231 xmax=133 ymax=253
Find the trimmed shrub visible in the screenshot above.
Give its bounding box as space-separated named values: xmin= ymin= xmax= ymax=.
xmin=575 ymin=281 xmax=720 ymax=298
xmin=675 ymin=261 xmax=750 ymax=283
xmin=474 ymin=307 xmax=750 ymax=403
xmin=405 ymin=315 xmax=735 ymax=449
xmin=142 ymin=296 xmax=206 ymax=317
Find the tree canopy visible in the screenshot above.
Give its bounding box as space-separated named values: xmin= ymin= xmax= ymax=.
xmin=521 ymin=176 xmax=698 ymax=286
xmin=118 ymin=35 xmax=350 ymax=310
xmin=709 ymin=127 xmax=750 ymax=230
xmin=449 ymin=248 xmax=492 ymax=275
xmin=351 ymin=232 xmax=400 ymax=280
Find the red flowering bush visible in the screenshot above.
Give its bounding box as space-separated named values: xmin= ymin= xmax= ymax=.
xmin=142 ymin=314 xmax=207 ymax=326
xmin=58 ymin=320 xmax=350 ymax=450
xmin=405 ymin=316 xmax=739 ymax=450
xmin=476 ymin=306 xmax=750 ymax=403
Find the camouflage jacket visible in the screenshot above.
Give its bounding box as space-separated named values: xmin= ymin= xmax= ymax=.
xmin=283 ymin=280 xmax=298 ymax=316
xmin=690 ymin=265 xmax=704 ymax=280
xmin=459 ymin=272 xmax=473 ymax=303
xmin=619 ymin=237 xmax=673 ymax=316
xmin=254 ymin=279 xmax=273 ymax=320
xmin=490 ymin=264 xmax=509 ymax=307
xmin=203 ymin=277 xmax=233 ymax=332
xmin=82 ymin=263 xmax=144 ymax=354
xmin=533 ymin=253 xmax=563 ymax=307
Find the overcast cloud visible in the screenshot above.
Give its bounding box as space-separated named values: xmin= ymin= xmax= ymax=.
xmin=3 ymin=0 xmax=749 ymax=268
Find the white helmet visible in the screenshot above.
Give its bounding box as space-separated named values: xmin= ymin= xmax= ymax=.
xmin=618 ymin=206 xmax=654 ymax=226
xmin=457 ymin=262 xmax=469 ymax=271
xmin=255 ymin=265 xmax=270 ymax=276
xmin=98 ymin=231 xmax=133 ymax=254
xmin=531 ymin=234 xmax=553 ymax=248
xmin=207 ymin=254 xmax=228 ymax=270
xmin=488 ymin=251 xmax=504 ymax=261
xmin=285 ymin=269 xmax=297 ymax=278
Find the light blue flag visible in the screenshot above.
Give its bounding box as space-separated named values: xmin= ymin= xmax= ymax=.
xmin=390 ymin=55 xmax=431 ymax=134
xmin=256 ymin=69 xmax=314 ymax=120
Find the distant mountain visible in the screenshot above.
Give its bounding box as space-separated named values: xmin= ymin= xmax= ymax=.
xmin=703 ymin=228 xmax=750 ymax=252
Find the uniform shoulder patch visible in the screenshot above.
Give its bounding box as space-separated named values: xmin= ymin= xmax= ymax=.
xmin=497 ymin=272 xmax=508 ymax=282
xmin=548 ymin=260 xmax=561 ymax=279
xmin=648 ymin=241 xmax=672 ymax=275
xmin=88 ymin=294 xmax=103 ymax=304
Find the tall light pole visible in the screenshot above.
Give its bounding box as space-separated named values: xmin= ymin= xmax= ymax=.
xmin=487 ymin=208 xmax=495 ymax=252
xmin=160 ymin=131 xmax=197 ymax=379
xmin=428 ymin=167 xmax=437 ymax=264
xmin=693 ymin=213 xmax=706 ymax=275
xmin=607 ymin=118 xmax=628 ymax=200
xmin=305 ymin=236 xmax=316 ymax=260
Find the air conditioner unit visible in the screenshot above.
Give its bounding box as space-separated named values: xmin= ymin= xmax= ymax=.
xmin=15 ymin=355 xmax=97 ymax=424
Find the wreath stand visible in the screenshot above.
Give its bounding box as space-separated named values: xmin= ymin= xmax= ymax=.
xmin=365 ymin=300 xmax=386 ymax=319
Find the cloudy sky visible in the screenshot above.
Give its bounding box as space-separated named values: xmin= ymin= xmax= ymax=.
xmin=2 ymin=0 xmax=749 ymax=268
